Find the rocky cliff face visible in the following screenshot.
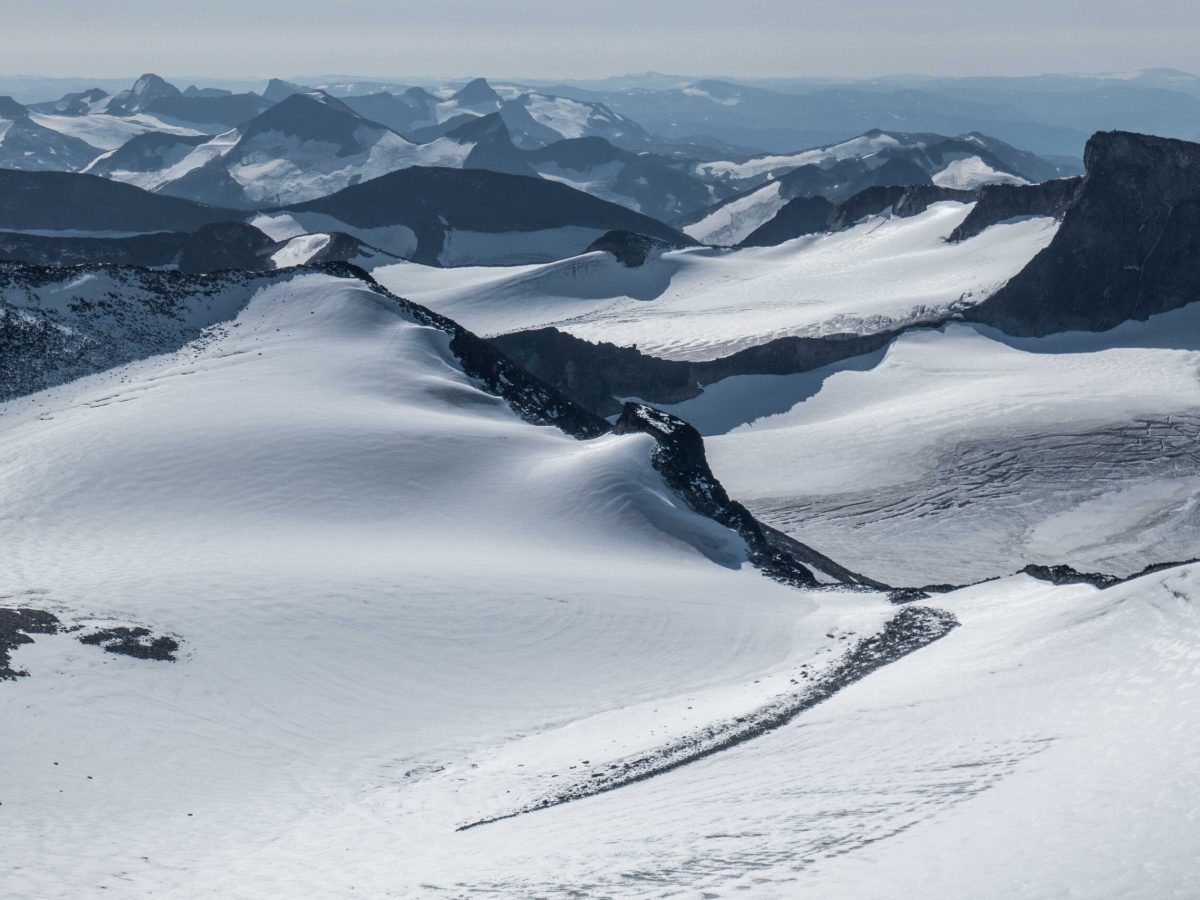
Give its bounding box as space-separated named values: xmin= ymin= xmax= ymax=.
xmin=826 ymin=184 xmax=974 ymax=232
xmin=967 ymin=131 xmax=1200 ymax=335
xmin=948 ymin=176 xmax=1082 ymax=243
xmin=490 ymin=326 xmax=896 ymax=417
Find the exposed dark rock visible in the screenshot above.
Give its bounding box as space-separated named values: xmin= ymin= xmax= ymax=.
xmin=143 ymin=92 xmax=270 ymax=128
xmin=459 ymin=604 xmax=957 ymax=830
xmin=949 ymin=177 xmax=1082 ymax=242
xmin=0 ymin=230 xmax=188 ymax=268
xmin=613 ymin=403 xmax=818 ymax=587
xmin=1023 ymin=557 xmax=1200 ymax=590
xmin=585 ymin=230 xmax=688 ymax=267
xmin=967 ymin=131 xmax=1200 ymax=335
xmin=826 ymin=183 xmax=975 ymax=231
xmin=0 ymin=608 xmax=60 ymax=680
xmin=0 ymin=170 xmax=240 ymax=233
xmin=489 ymin=326 xmax=897 ymax=417
xmin=78 ymin=627 xmax=179 ymax=661
xmin=739 ymin=195 xmax=835 ymax=247
xmin=285 ymin=166 xmax=694 ymax=265
xmin=450 ymin=113 xmax=540 ymax=178
xmin=526 ymin=136 xmax=723 ymax=221
xmin=177 ymin=222 xmax=276 ymax=273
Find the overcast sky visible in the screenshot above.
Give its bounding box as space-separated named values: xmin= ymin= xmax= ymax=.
xmin=1 ymin=0 xmax=1196 ymax=79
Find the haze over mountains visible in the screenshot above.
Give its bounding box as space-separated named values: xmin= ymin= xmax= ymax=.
xmin=3 ymin=62 xmax=1200 ymax=899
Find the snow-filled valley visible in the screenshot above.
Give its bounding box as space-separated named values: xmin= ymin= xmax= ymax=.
xmin=666 ymin=310 xmax=1200 ymax=585
xmin=374 ymin=200 xmax=1059 ymax=359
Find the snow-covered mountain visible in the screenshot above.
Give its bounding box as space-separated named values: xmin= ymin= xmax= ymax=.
xmin=373 ymin=198 xmax=1055 ymax=356
xmin=107 ymin=92 xmax=552 ymax=208
xmin=0 ymin=96 xmax=101 ymax=171
xmin=682 ymin=129 xmax=1076 ymax=245
xmin=2 ymin=261 xmax=1197 ymax=896
xmin=524 ymin=136 xmax=723 ymax=221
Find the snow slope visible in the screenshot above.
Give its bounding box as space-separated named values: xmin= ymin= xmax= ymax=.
xmin=933 ymin=155 xmax=1030 ymax=189
xmin=374 ymin=201 xmax=1058 ymax=359
xmin=0 ymin=269 xmax=887 ymax=897
xmin=696 ymin=131 xmax=909 ymax=182
xmin=666 ymin=308 xmax=1200 ymax=584
xmin=30 ymin=112 xmax=207 ymax=151
xmin=683 ymin=178 xmax=786 ymax=245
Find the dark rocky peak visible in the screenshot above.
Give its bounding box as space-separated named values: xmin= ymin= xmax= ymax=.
xmin=444 ymin=111 xmax=512 ymax=143
xmin=183 ymin=85 xmax=232 ymax=98
xmin=131 ymin=73 xmax=180 ymax=99
xmin=29 ymin=87 xmax=110 ymax=116
xmin=586 ymin=230 xmax=687 ymax=267
xmin=527 ymin=136 xmax=624 ymax=169
xmin=452 ymin=77 xmax=501 ymax=106
xmin=949 ymin=177 xmax=1082 ymax=242
xmin=739 ymin=196 xmax=836 ymax=248
xmin=865 ymin=156 xmax=934 ymax=188
xmin=612 ymin=402 xmax=826 ymax=588
xmin=177 ymin=221 xmax=276 ymax=274
xmin=451 ymin=113 xmax=540 ymax=178
xmin=239 ymin=91 xmax=381 ymax=155
xmin=0 ymin=96 xmax=28 ymax=119
xmin=403 ymin=86 xmax=438 ymax=106
xmin=105 ymin=73 xmax=181 ymax=115
xmin=262 ymin=78 xmax=312 ymax=103
xmin=967 ymin=130 xmax=1200 ymax=335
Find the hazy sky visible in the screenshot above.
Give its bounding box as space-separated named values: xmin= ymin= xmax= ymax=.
xmin=1 ymin=0 xmax=1196 ymax=79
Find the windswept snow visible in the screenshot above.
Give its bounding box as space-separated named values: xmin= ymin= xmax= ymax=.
xmin=0 ymin=270 xmax=879 ymax=897
xmin=933 ymin=155 xmax=1030 ymax=190
xmin=696 ymin=132 xmax=907 ymax=182
xmin=374 ymin=201 xmax=1059 ymax=360
xmin=269 ymin=232 xmax=331 ymax=267
xmin=667 ymin=308 xmax=1200 ymax=584
xmin=29 ymin=112 xmax=206 ymax=151
xmin=683 ymin=179 xmax=785 ymax=245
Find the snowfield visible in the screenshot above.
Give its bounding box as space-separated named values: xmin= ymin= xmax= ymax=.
xmin=666 ymin=308 xmax=1200 ymax=585
xmin=29 ymin=112 xmax=208 ymax=151
xmin=2 ymin=271 xmax=1198 ymax=898
xmin=375 ymin=201 xmax=1059 ymax=359
xmin=0 ymin=270 xmax=877 ymax=896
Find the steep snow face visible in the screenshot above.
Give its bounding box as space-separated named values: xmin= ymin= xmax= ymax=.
xmin=667 ymin=309 xmax=1200 ymax=584
xmin=933 ymin=155 xmax=1030 ymax=189
xmin=374 ymin=201 xmax=1058 ymax=359
xmin=683 ymin=179 xmax=786 ymax=245
xmin=250 ymin=211 xmax=419 ymax=258
xmin=521 ymin=93 xmax=640 ymax=142
xmin=0 ymin=271 xmax=877 ymax=898
xmin=696 ymin=132 xmax=909 ymax=183
xmin=83 ymin=129 xmax=240 ymax=190
xmin=269 ymin=232 xmax=331 ymax=267
xmin=223 ymin=127 xmax=435 ymax=205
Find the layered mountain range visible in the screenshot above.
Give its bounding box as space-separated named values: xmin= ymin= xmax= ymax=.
xmin=4 ymin=65 xmax=1200 ymax=898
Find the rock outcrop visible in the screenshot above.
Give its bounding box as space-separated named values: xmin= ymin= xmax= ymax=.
xmin=948 ymin=176 xmax=1082 ymax=242
xmin=967 ymin=131 xmax=1200 ymax=335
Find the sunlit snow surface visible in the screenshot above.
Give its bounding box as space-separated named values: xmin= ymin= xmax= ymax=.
xmin=2 ymin=272 xmax=1198 ymax=897
xmin=667 ymin=310 xmax=1200 ymax=585
xmin=375 ymin=202 xmax=1059 ymax=359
